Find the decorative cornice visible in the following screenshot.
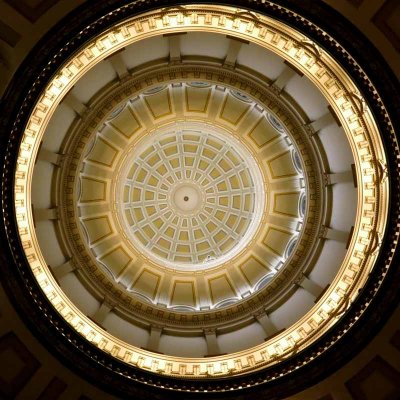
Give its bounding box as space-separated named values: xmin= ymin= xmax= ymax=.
xmin=0 ymin=1 xmax=399 ymax=399
xmin=55 ymin=63 xmax=323 ymax=329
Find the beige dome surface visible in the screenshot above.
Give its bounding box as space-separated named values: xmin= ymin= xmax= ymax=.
xmin=116 ymin=120 xmax=265 ymax=270
xmin=55 ymin=75 xmax=316 ymax=321
xmin=18 ymin=4 xmax=388 ymax=371
xmin=1 ymin=1 xmax=399 ymax=399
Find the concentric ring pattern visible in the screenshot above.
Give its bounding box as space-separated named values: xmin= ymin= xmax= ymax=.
xmin=4 ymin=3 xmax=395 ymax=397
xmin=71 ymin=75 xmax=313 ymax=319
xmin=118 ymin=122 xmax=265 ymax=270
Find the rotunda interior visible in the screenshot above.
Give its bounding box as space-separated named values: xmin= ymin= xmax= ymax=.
xmin=0 ymin=1 xmax=399 ymax=399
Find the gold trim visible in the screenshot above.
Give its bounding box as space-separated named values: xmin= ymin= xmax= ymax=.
xmin=272 ymin=191 xmax=301 ymax=218
xmin=61 ymin=74 xmax=308 ymax=323
xmin=143 ymin=87 xmax=173 ymax=119
xmin=14 ymin=5 xmax=389 ymax=378
xmin=79 ymin=177 xmax=107 ymax=203
xmin=262 ymin=226 xmax=293 ymax=256
xmin=218 ymin=92 xmax=251 ymax=125
xmin=248 ymin=116 xmax=280 ymax=149
xmin=207 ymin=273 xmax=237 ymax=305
xmin=185 ymin=86 xmax=212 ymax=112
xmin=99 ymin=245 xmax=132 ymax=271
xmin=131 ymin=268 xmax=161 ymax=301
xmin=80 ymin=216 xmax=113 ymax=245
xmin=87 ymin=136 xmax=119 ymax=167
xmin=170 ymin=280 xmax=197 ymax=307
xmin=239 ymin=255 xmax=271 ymax=287
xmin=267 ymin=150 xmax=299 ymax=179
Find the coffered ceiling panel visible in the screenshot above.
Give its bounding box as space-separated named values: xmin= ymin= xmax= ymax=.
xmin=1 ymin=2 xmax=398 ymax=399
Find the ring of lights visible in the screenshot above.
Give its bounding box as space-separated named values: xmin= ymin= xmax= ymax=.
xmin=4 ymin=1 xmax=395 ymax=394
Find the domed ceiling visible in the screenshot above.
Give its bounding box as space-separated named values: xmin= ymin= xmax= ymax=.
xmin=1 ymin=1 xmax=399 ymax=399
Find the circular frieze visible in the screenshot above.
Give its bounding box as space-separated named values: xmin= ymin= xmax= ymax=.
xmin=67 ymin=77 xmax=315 ymax=320
xmin=2 ymin=3 xmax=396 ymax=397
xmin=15 ymin=2 xmax=389 ymax=376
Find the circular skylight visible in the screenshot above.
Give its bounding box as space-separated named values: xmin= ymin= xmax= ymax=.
xmin=117 ymin=121 xmax=266 ymax=270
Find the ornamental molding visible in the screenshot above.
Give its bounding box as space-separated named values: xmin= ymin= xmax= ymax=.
xmin=54 ymin=63 xmax=324 ymax=329
xmin=11 ymin=4 xmax=389 ymax=380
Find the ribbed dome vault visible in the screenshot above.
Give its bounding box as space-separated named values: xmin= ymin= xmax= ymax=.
xmin=117 ymin=120 xmax=266 ymax=270
xmin=1 ymin=1 xmax=399 ymax=399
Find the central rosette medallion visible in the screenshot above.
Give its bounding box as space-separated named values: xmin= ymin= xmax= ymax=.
xmin=170 ymin=182 xmax=203 ymax=214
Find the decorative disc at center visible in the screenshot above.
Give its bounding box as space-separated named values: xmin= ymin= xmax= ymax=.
xmin=116 ymin=122 xmax=266 ymax=271
xmin=171 ymin=183 xmax=203 ymax=214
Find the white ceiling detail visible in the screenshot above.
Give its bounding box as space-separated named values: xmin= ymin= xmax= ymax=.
xmin=117 ymin=121 xmax=266 ymax=271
